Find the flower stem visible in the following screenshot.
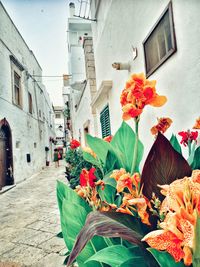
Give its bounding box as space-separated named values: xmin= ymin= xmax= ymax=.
xmin=188 ymin=139 xmax=192 ymax=157
xmin=131 ymin=118 xmax=139 ymax=174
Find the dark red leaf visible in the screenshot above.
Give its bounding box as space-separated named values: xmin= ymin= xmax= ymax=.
xmin=141 ymin=132 xmax=192 ymax=200
xmin=66 ymin=211 xmax=143 ymax=266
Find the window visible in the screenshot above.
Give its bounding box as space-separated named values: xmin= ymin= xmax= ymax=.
xmin=28 ymin=92 xmax=33 ymax=114
xmin=100 ymin=105 xmax=111 ymax=138
xmin=55 ymin=113 xmax=61 ymax=119
xmin=143 ymin=1 xmax=176 ymax=77
xmin=14 ymin=71 xmax=22 ymax=107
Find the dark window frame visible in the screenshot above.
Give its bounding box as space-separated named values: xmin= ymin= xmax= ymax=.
xmin=14 ymin=71 xmax=22 ymax=107
xmin=143 ymin=1 xmax=177 ymax=77
xmin=100 ymin=104 xmax=111 ymax=138
xmin=28 ymin=92 xmax=33 ymax=114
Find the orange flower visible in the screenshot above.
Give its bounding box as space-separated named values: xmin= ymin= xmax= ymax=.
xmin=193 ymin=117 xmax=200 ymax=129
xmin=151 ymin=117 xmax=173 ymax=135
xmin=143 ymin=170 xmax=200 ymax=265
xmin=120 ymin=73 xmax=167 ymax=120
xmin=110 ymin=168 xmax=127 ymax=181
xmin=122 ymin=104 xmax=143 ymax=121
xmin=142 ymin=230 xmax=184 ymax=262
xmin=128 ymin=197 xmax=150 ymax=225
xmin=116 ymin=207 xmax=133 ymax=216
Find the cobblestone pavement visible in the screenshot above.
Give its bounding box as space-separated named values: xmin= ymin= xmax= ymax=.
xmin=0 ymin=161 xmax=69 ymax=267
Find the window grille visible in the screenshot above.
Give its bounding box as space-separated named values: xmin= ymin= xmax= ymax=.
xmin=100 ymin=105 xmax=111 ymax=138
xmin=143 ymin=1 xmax=176 ymax=77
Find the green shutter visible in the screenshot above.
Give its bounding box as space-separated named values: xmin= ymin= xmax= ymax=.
xmin=100 ymin=105 xmax=111 ymax=138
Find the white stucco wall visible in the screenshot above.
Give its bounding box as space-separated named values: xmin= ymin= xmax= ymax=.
xmin=73 ymin=83 xmax=95 ymax=145
xmin=0 ymin=2 xmax=55 ymax=184
xmin=90 ymin=0 xmax=200 ymax=158
xmin=67 ymin=16 xmax=93 ymax=141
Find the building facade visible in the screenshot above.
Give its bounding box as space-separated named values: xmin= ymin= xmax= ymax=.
xmin=0 ymin=2 xmax=55 ymax=189
xmin=69 ymin=0 xmax=200 ymax=158
xmin=66 ymin=3 xmax=96 ymax=145
xmin=54 ymin=105 xmax=65 ymax=147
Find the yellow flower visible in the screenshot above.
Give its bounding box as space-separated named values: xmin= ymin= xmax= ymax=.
xmin=82 ymin=146 xmax=97 ymax=158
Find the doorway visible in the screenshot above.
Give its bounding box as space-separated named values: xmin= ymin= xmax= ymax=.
xmin=0 ymin=118 xmax=14 ymax=190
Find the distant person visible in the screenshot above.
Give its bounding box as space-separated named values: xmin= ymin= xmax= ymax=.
xmin=53 ymin=148 xmax=60 ymax=167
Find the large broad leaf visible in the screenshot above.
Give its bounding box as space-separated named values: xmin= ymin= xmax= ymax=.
xmin=120 ymin=257 xmax=147 ymax=267
xmin=187 ymin=142 xmax=196 ymax=165
xmin=191 ymin=146 xmax=200 ymax=170
xmin=110 ymin=121 xmax=144 ymax=173
xmin=193 ymin=215 xmax=200 ymax=267
xmin=85 ymin=245 xmax=137 ymax=267
xmin=86 ymin=135 xmax=110 ymax=164
xmin=148 ymin=248 xmax=185 ymax=267
xmin=170 ymin=134 xmax=182 ymax=155
xmin=57 ymin=181 xmax=106 ymax=267
xmin=141 ymin=132 xmax=192 ymax=200
xmin=57 ymin=180 xmax=91 ymax=221
xmin=83 ymin=151 xmax=102 ymax=169
xmin=105 ymin=150 xmax=122 ymax=173
xmin=66 ymin=211 xmax=144 ymax=267
xmin=98 ymin=184 xmax=116 ymax=203
xmin=62 ymin=200 xmax=107 ymax=267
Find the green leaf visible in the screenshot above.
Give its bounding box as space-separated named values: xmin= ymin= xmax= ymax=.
xmin=83 ymin=151 xmax=102 ymax=169
xmin=141 ymin=132 xmax=192 ymax=201
xmin=191 ymin=146 xmax=200 ymax=170
xmin=148 ymin=248 xmax=185 ymax=267
xmin=66 ymin=211 xmax=144 ymax=267
xmin=85 ymin=245 xmax=137 ymax=267
xmin=188 ymin=142 xmax=196 ymax=165
xmin=105 ymin=150 xmax=121 ymax=173
xmin=57 ymin=181 xmax=106 ymax=267
xmin=103 ymin=175 xmax=117 ymax=188
xmin=170 ymin=134 xmax=182 ymax=155
xmin=193 ymin=214 xmax=200 ymax=267
xmin=63 ymin=251 xmax=70 ymax=265
xmin=56 ymin=231 xmax=63 ymax=238
xmin=111 ymin=121 xmax=144 ymax=173
xmin=86 ymin=135 xmax=110 ymax=164
xmin=119 ymin=257 xmax=147 ymax=267
xmin=98 ymin=184 xmax=116 ymax=203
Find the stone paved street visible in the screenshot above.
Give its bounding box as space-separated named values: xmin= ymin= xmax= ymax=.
xmin=0 ymin=161 xmax=68 ymax=267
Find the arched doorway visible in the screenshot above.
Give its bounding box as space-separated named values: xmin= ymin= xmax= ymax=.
xmin=0 ymin=118 xmax=14 ymax=190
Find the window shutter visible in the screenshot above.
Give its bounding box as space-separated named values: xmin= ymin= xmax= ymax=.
xmin=100 ymin=105 xmax=111 ymax=138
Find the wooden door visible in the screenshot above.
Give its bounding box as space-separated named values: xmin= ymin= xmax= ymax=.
xmin=0 ymin=133 xmax=6 ymax=189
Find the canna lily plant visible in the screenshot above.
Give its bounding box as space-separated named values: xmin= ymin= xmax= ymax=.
xmin=57 ymin=73 xmax=200 ymax=267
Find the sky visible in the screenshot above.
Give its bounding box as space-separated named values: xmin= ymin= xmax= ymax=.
xmin=1 ymin=0 xmax=80 ymax=106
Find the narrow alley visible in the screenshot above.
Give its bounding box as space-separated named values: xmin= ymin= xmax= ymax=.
xmin=0 ymin=162 xmax=67 ymax=267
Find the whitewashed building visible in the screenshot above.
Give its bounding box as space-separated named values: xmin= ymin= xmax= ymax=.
xmin=0 ymin=2 xmax=55 ymax=190
xmin=67 ymin=2 xmax=95 ymax=145
xmin=54 ymin=105 xmax=65 ymax=147
xmin=69 ymin=0 xmax=200 ymax=157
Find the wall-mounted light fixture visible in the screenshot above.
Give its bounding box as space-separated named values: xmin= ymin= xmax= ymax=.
xmin=112 ymin=62 xmax=130 ymax=71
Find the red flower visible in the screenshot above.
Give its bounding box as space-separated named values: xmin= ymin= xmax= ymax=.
xmin=80 ymin=168 xmax=96 ymax=188
xmin=70 ymin=139 xmax=80 ymax=149
xmin=103 ymin=135 xmax=113 ymax=142
xmin=178 ymin=130 xmax=198 ymax=146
